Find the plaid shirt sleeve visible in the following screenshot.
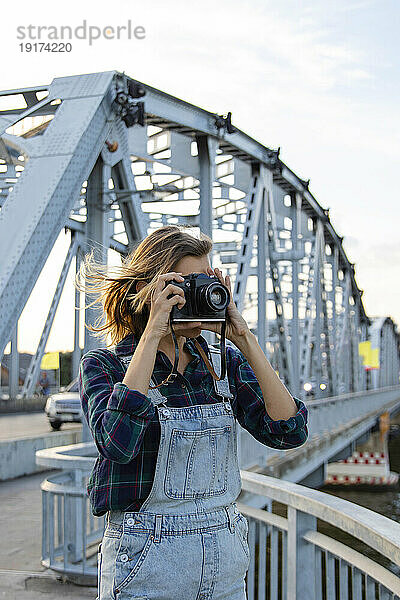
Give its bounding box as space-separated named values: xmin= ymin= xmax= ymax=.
xmin=230 ymin=347 xmax=309 ymax=450
xmin=78 ymin=349 xmax=156 ymax=464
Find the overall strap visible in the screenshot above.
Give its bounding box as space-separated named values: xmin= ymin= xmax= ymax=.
xmin=208 ymin=345 xmax=234 ymax=401
xmin=111 ymin=350 xmax=168 ymax=407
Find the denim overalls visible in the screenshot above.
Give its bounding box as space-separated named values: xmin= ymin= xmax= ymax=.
xmin=97 ymin=345 xmax=250 ymax=600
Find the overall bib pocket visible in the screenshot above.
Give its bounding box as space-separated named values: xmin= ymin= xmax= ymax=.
xmin=164 ymin=425 xmax=231 ymax=498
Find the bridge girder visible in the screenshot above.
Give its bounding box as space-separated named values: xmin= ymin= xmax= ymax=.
xmin=0 ymin=70 xmax=397 ymax=399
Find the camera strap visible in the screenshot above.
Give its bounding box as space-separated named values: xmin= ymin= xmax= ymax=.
xmin=193 ymin=320 xmax=227 ymax=381
xmin=148 ymin=318 xmax=227 ymax=388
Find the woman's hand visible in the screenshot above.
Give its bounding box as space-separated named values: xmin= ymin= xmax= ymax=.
xmin=143 ymin=272 xmax=202 ymax=341
xmin=201 ymin=267 xmax=251 ymax=342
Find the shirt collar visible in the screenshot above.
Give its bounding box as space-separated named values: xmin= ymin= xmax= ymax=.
xmin=114 ymin=331 xmax=209 ymax=359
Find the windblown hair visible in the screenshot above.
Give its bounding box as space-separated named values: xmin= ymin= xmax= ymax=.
xmin=74 ymin=224 xmax=213 ymax=346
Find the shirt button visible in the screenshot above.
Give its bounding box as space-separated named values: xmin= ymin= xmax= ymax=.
xmin=126 ymin=518 xmax=134 ymax=526
xmin=120 ymin=553 xmax=129 ymax=562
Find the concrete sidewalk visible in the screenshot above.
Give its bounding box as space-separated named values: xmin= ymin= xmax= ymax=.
xmin=0 ymin=470 xmax=97 ymax=599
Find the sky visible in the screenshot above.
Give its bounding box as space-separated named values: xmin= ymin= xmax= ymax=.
xmin=1 ymin=0 xmax=399 ymax=354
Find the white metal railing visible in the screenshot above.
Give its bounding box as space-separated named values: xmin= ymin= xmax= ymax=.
xmin=36 ymin=434 xmax=400 ymax=596
xmin=239 ymin=385 xmax=400 ymax=471
xmin=36 ymin=442 xmax=104 ymax=585
xmin=306 ymin=385 xmax=400 ymax=437
xmin=240 ymin=470 xmax=400 ymax=599
xmin=39 ymin=470 xmax=104 ymax=585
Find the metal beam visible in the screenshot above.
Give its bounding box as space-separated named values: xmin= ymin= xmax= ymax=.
xmin=21 ymin=233 xmax=80 ymax=398
xmin=0 ymin=71 xmax=116 ymax=360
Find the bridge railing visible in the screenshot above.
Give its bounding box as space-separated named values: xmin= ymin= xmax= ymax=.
xmin=306 ymin=384 xmax=400 ymax=436
xmin=239 ymin=385 xmax=400 ymax=471
xmin=36 ymin=439 xmax=400 ymax=597
xmin=36 ymin=443 xmax=103 ymax=585
xmin=240 ymin=470 xmax=400 ymax=599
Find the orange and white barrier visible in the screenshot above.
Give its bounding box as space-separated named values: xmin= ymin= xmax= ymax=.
xmin=325 ymin=451 xmax=399 ymax=487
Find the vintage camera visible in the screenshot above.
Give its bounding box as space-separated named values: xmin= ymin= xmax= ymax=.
xmin=166 ymin=273 xmax=230 ymax=322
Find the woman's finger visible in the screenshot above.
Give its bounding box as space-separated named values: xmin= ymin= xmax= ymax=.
xmin=207 ymin=266 xmax=215 ymax=277
xmin=154 ymin=272 xmax=184 ymax=295
xmin=216 ymin=268 xmax=230 ymax=295
xmin=225 ymin=274 xmax=233 ymax=298
xmin=215 ymin=267 xmax=226 ymax=286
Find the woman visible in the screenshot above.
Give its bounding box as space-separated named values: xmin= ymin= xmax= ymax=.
xmin=77 ymin=224 xmax=309 ymax=600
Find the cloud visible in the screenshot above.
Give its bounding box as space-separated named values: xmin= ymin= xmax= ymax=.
xmin=337 ymin=1 xmax=376 ymax=12
xmin=354 ymin=242 xmax=400 ymax=325
xmin=358 ymin=242 xmax=400 ymax=268
xmin=347 ymin=68 xmax=373 ymax=80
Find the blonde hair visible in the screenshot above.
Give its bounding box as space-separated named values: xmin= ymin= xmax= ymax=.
xmin=74 ymin=224 xmax=213 ymax=346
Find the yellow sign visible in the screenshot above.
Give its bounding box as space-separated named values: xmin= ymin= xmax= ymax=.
xmin=358 ymin=341 xmax=370 ymax=364
xmin=41 ymin=351 xmax=60 ymax=370
xmin=358 ymin=341 xmax=379 ymax=370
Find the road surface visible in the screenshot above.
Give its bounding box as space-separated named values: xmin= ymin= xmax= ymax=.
xmin=0 ymin=470 xmax=97 ymax=598
xmin=0 ymin=412 xmax=81 ymax=441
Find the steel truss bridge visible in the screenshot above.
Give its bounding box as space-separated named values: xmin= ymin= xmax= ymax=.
xmin=0 ymin=70 xmax=398 ymax=400
xmin=1 ymin=69 xmax=400 ymax=599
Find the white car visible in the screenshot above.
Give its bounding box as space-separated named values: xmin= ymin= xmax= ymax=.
xmin=45 ymin=378 xmax=82 ymax=430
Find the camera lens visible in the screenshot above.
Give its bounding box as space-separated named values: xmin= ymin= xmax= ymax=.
xmin=201 ymin=282 xmax=229 ymax=312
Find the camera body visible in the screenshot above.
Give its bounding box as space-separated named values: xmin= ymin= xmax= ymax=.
xmin=166 ymin=273 xmax=230 ymax=322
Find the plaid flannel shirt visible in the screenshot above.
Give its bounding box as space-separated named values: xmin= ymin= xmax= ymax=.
xmin=79 ymin=332 xmax=309 ymax=517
